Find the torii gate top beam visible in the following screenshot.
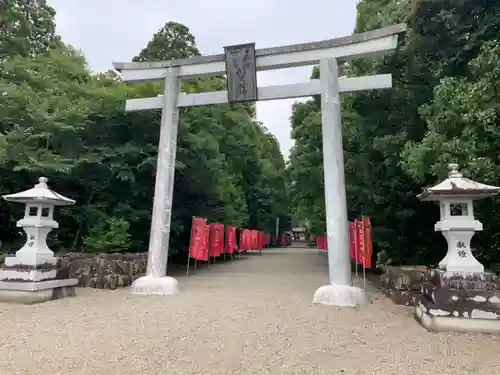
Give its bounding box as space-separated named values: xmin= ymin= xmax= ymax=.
xmin=113 ymin=24 xmax=406 ymax=83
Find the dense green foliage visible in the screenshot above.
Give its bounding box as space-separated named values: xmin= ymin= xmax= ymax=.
xmin=0 ymin=0 xmax=60 ymax=58
xmin=288 ymin=0 xmax=500 ymax=268
xmin=0 ymin=6 xmax=289 ymax=254
xmin=3 ymin=0 xmax=500 ymax=271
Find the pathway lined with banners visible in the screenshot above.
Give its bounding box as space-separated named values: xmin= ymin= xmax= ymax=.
xmin=0 ymin=247 xmax=499 ymax=375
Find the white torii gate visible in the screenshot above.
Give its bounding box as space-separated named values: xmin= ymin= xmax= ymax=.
xmin=113 ymin=23 xmax=405 ymax=307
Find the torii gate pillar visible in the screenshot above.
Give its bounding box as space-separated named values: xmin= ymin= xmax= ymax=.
xmin=312 ymin=58 xmax=365 ymax=306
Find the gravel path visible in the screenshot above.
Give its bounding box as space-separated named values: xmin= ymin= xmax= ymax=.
xmin=1 ymin=248 xmax=499 ymax=375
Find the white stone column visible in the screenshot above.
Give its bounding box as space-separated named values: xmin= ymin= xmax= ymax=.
xmin=313 ymin=58 xmax=367 ymax=307
xmin=131 ymin=67 xmax=180 ymax=295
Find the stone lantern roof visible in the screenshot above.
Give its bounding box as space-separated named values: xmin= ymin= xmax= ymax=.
xmin=2 ymin=177 xmax=75 ymax=206
xmin=417 ymin=163 xmax=500 ymax=201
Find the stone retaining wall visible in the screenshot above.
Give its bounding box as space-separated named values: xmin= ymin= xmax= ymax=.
xmin=0 ymin=252 xmax=148 ymax=290
xmin=378 ymin=265 xmax=432 ymax=305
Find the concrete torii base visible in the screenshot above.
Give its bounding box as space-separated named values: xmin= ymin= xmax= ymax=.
xmin=313 ymin=283 xmax=368 ymax=307
xmin=130 ymin=275 xmax=180 ymax=295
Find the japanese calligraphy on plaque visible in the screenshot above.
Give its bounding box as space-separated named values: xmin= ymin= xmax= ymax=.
xmin=456 ymin=240 xmax=467 ymax=258
xmin=224 ymin=43 xmax=258 ymax=103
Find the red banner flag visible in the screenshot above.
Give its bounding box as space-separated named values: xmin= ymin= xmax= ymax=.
xmin=249 ymin=230 xmax=254 ymax=250
xmin=246 ymin=231 xmax=250 ymax=250
xmin=245 ymin=229 xmax=251 ymax=250
xmin=239 ymin=230 xmax=244 ymax=251
xmin=204 ymin=223 xmax=210 ymax=255
xmin=189 ymin=217 xmax=209 ymax=261
xmin=225 ymin=226 xmax=237 ymax=255
xmin=210 ymin=223 xmax=225 ymax=257
xmin=348 ymin=221 xmax=356 ymax=261
xmin=355 ymin=219 xmax=365 ymax=265
xmin=240 ymin=229 xmax=249 ymax=251
xmin=362 ymin=217 xmax=373 ymax=269
xmin=316 ymin=235 xmax=327 ymax=250
xmin=259 ymin=232 xmax=266 ymax=248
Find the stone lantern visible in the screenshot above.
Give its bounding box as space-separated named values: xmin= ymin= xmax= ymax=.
xmin=0 ymin=177 xmax=78 ymax=304
xmin=418 ymin=163 xmax=500 ymax=273
xmin=414 ymin=164 xmax=500 ymax=334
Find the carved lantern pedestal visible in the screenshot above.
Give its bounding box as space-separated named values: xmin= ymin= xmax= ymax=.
xmin=0 ymin=177 xmax=77 ymax=304
xmin=414 ymin=164 xmax=500 ymax=333
xmin=414 ymin=270 xmax=500 ymax=333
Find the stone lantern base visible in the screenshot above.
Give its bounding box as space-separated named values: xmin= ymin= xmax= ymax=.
xmin=0 ymin=257 xmax=77 ymax=304
xmin=414 ymin=269 xmax=500 ymax=334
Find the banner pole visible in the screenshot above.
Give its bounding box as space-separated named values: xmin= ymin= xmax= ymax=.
xmin=362 ymin=216 xmax=367 ymax=292
xmin=224 ymin=226 xmax=227 ymax=262
xmin=214 ymin=225 xmax=220 ymax=264
xmin=363 ymin=261 xmax=366 ymax=291
xmin=231 ymin=227 xmax=235 ymax=260
xmin=229 ymin=228 xmax=232 ymax=258
xmin=207 ymin=224 xmax=212 ymax=265
xmin=228 ymin=228 xmax=231 ymax=261
xmin=276 ymin=218 xmax=279 ymax=247
xmin=353 ymin=220 xmax=357 ymax=287
xmin=213 ymin=225 xmax=217 ymax=264
xmin=260 ymin=232 xmax=263 ymax=254
xmin=186 ymin=216 xmax=195 ymax=277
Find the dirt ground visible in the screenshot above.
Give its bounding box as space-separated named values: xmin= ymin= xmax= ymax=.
xmin=0 ymin=248 xmax=499 ymax=375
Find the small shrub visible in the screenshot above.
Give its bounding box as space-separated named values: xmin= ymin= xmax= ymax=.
xmin=82 ymin=216 xmax=132 ymax=253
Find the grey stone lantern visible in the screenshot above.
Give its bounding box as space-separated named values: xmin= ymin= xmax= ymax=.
xmin=414 ymin=164 xmax=500 ymax=334
xmin=0 ymin=177 xmax=77 ymax=304
xmin=417 ymin=163 xmax=500 ymax=273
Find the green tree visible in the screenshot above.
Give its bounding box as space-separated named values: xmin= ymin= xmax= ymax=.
xmin=288 ymin=0 xmax=500 ymax=267
xmin=83 ymin=216 xmax=132 ymax=253
xmin=0 ymin=44 xmax=161 ymax=250
xmin=288 ymin=101 xmax=325 ymax=235
xmin=0 ymin=10 xmax=288 ymax=258
xmin=130 ymin=21 xmax=290 ymax=251
xmin=0 ymin=0 xmax=60 ymax=58
xmin=401 ymin=41 xmax=500 ymax=268
xmin=133 ymin=21 xmax=200 ymax=62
